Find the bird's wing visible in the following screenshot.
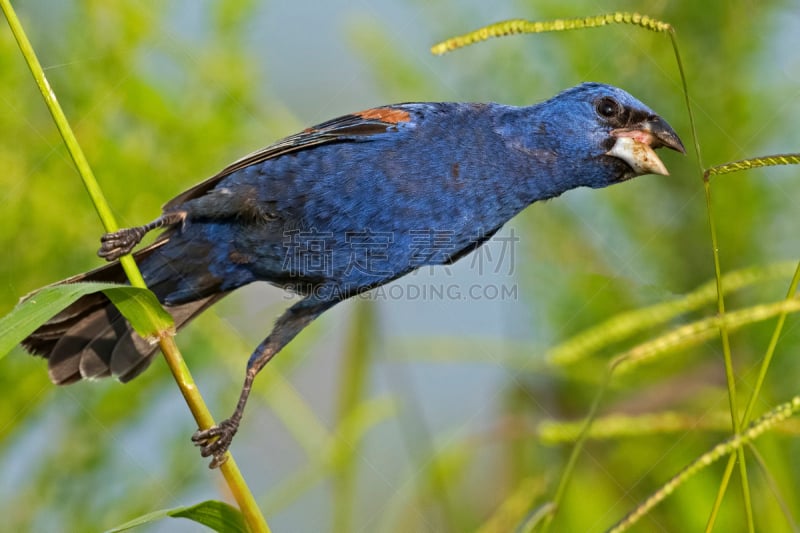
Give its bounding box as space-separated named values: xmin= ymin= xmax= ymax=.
xmin=162 ymin=105 xmax=418 ymax=211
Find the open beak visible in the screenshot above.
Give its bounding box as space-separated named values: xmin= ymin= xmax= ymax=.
xmin=606 ymin=116 xmax=685 ymax=177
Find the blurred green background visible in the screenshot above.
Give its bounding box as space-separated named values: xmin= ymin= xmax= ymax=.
xmin=1 ymin=0 xmax=799 ymax=531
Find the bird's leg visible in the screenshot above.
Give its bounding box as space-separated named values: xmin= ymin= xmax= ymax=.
xmin=192 ymin=296 xmax=338 ymax=468
xmin=98 ymin=211 xmax=186 ymax=261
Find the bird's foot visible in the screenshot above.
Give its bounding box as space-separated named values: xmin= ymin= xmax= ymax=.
xmin=192 ymin=417 xmax=240 ymax=469
xmin=97 ymin=212 xmax=186 ymax=261
xmin=98 ymin=227 xmax=147 ymax=261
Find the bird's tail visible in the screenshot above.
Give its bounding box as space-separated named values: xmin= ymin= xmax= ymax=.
xmin=21 ymin=242 xmax=227 ymax=385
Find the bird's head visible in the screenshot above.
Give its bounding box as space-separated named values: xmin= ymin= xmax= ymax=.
xmin=533 ymin=82 xmax=685 ymax=189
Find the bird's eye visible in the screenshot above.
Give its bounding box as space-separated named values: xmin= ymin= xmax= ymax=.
xmin=595 ymin=97 xmax=621 ymax=119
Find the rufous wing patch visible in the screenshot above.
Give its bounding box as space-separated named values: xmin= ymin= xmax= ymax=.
xmin=354 ymin=107 xmax=411 ymax=124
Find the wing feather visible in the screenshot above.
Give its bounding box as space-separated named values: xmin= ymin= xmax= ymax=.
xmin=162 ymin=106 xmax=415 ymax=211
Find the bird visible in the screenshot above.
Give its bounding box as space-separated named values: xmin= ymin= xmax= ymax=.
xmin=20 ymin=82 xmax=685 ymax=468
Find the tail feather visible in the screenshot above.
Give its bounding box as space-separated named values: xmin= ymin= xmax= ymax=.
xmin=21 ymin=242 xmax=228 ymax=385
xmin=47 ymin=305 xmax=118 ymax=384
xmin=22 ymin=292 xmax=111 ymax=365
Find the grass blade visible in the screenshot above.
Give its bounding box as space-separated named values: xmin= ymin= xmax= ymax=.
xmin=547 ymin=262 xmax=797 ymax=366
xmin=0 ymin=282 xmax=173 ymax=359
xmin=106 ymin=500 xmax=247 ymax=533
xmin=608 ymin=397 xmax=800 ymax=533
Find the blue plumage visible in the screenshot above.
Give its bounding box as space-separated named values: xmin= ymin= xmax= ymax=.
xmin=21 ymin=82 xmax=684 ymax=467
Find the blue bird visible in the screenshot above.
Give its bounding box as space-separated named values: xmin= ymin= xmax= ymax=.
xmin=21 ymin=82 xmax=684 ymax=467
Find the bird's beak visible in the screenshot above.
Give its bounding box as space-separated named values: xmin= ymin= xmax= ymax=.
xmin=606 ymin=116 xmax=685 ymax=177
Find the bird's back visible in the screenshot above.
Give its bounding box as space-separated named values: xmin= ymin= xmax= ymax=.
xmin=170 ymin=101 xmax=537 ymax=299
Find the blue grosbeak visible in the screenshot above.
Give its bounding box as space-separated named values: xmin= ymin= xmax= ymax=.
xmin=22 ymin=82 xmax=684 ymax=467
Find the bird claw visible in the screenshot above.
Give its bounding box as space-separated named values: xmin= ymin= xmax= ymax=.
xmin=192 ymin=417 xmax=240 ymax=469
xmin=98 ymin=228 xmax=144 ymax=261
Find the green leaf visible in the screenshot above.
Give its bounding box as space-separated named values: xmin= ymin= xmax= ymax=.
xmin=170 ymin=500 xmax=249 ymax=532
xmin=101 ymin=284 xmax=175 ymax=338
xmin=0 ymin=282 xmax=174 ymax=359
xmin=106 ymin=500 xmax=248 ymax=533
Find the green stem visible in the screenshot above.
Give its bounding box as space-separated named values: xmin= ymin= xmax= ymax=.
xmin=707 ymin=261 xmax=800 ymax=532
xmin=667 ymin=27 xmax=752 ymax=532
xmin=1 ymin=2 xmax=269 ymax=531
xmin=675 ymin=16 xmax=754 ymax=527
xmin=666 ymin=30 xmax=703 ymax=170
xmin=537 ymin=370 xmax=612 ymax=533
xmin=158 ymin=336 xmax=269 ymax=532
xmin=701 ymin=179 xmax=754 ymax=533
xmin=611 ymin=397 xmax=800 ymax=532
xmin=705 ymin=455 xmax=736 ymax=532
xmin=333 ymin=300 xmax=374 ymax=533
xmin=742 ymin=262 xmax=800 ymax=425
xmin=0 ymin=0 xmax=147 ymax=287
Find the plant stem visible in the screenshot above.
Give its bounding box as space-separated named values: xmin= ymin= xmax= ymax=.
xmin=158 ymin=336 xmax=268 ymax=532
xmin=707 ymin=261 xmax=800 ymax=533
xmin=701 ymin=179 xmax=753 ymax=533
xmin=538 ymin=370 xmax=612 ymax=533
xmin=741 ymin=261 xmax=800 ymax=425
xmin=611 ymin=397 xmax=800 ymax=533
xmin=0 ymin=2 xmax=269 ymax=531
xmin=333 ymin=300 xmax=374 ymax=533
xmin=667 ymin=27 xmax=753 ymax=532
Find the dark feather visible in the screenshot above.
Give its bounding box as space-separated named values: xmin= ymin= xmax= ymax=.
xmin=162 ymin=106 xmax=412 ymax=211
xmin=22 ymin=239 xmax=228 ymax=385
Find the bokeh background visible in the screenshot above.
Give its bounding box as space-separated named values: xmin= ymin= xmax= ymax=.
xmin=1 ymin=1 xmax=799 ymax=531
